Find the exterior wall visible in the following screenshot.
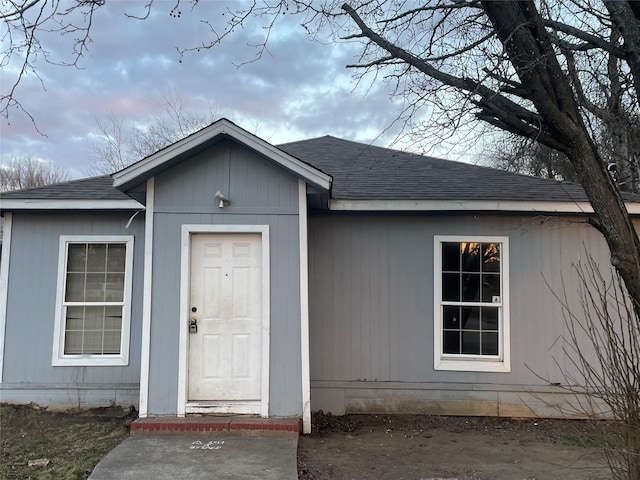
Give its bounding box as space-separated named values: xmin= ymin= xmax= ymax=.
xmin=308 ymin=212 xmax=614 ymax=417
xmin=0 ymin=212 xmax=145 ymax=408
xmin=146 ymin=140 xmax=302 ymax=416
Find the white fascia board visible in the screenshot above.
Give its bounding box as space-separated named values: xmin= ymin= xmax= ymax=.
xmin=330 ymin=199 xmax=640 ymax=214
xmin=1 ymin=199 xmax=144 ymax=210
xmin=112 ymin=119 xmax=332 ymax=191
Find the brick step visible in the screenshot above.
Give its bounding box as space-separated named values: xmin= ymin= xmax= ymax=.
xmin=130 ymin=416 xmax=300 ymax=437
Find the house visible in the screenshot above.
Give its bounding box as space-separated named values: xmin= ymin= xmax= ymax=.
xmin=1 ymin=118 xmax=635 ymax=432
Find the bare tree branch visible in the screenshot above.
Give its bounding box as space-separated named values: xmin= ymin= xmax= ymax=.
xmin=341 ymin=3 xmax=564 ymax=151
xmin=0 ymin=155 xmax=69 ymax=192
xmin=544 ymin=18 xmax=626 ymax=58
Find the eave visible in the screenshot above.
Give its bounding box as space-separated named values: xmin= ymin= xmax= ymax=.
xmin=329 ymin=199 xmax=640 ymax=214
xmin=1 ymin=199 xmax=144 ymax=211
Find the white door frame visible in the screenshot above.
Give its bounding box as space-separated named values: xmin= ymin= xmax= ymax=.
xmin=177 ymin=224 xmax=270 ymax=417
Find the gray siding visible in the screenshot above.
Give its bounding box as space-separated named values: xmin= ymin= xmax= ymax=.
xmin=147 ymin=140 xmax=302 ymax=416
xmin=1 ymin=212 xmax=145 ymax=407
xmin=309 ymin=213 xmax=613 ymax=416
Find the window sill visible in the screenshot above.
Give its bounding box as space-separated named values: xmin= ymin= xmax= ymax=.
xmin=52 ymin=356 xmax=128 ymax=367
xmin=435 ymin=357 xmax=510 ymax=373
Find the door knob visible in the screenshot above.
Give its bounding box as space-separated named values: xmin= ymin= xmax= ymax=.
xmin=189 ymin=318 xmax=198 ymax=334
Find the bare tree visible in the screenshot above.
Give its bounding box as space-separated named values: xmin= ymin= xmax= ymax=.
xmin=86 ymin=93 xmax=219 ymax=175
xmin=327 ymin=0 xmax=640 ymax=311
xmin=487 ymin=135 xmax=578 ymax=182
xmin=0 ymin=155 xmax=69 ymax=192
xmin=550 ymin=257 xmax=640 ymax=478
xmin=0 ymin=0 xmax=104 ymax=132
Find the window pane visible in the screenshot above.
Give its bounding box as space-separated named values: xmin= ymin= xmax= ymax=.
xmin=104 ymin=306 xmax=123 ymax=330
xmin=83 ymin=331 xmax=103 ymax=354
xmin=61 ymin=240 xmax=129 ymax=358
xmin=103 ymin=331 xmax=121 ymax=354
xmin=438 ymin=239 xmax=506 ymax=361
xmin=84 ymin=306 xmax=104 ymax=330
xmin=65 ymin=273 xmax=86 ymax=302
xmin=105 ymin=273 xmax=125 ymax=302
xmin=443 ymin=306 xmax=461 ymax=329
xmin=461 ymin=273 xmax=480 ymax=301
xmin=65 ymin=306 xmax=84 ymax=330
xmin=461 ymin=331 xmax=481 ymax=354
xmin=443 ymin=331 xmax=460 ymax=354
xmin=461 ymin=306 xmax=480 ymax=329
xmin=85 ymin=273 xmax=106 ymax=302
xmin=481 ymin=307 xmax=499 ymax=330
xmin=481 ymin=274 xmax=501 ymax=303
xmin=461 ymin=243 xmax=480 ymax=271
xmin=442 ymin=243 xmax=460 ymax=271
xmin=482 ymin=332 xmax=499 ymax=355
xmin=87 ymin=244 xmax=107 ymax=272
xmin=67 ymin=244 xmax=87 ymax=272
xmin=442 ymin=273 xmax=460 ymax=301
xmin=482 ymin=243 xmax=501 ymax=272
xmin=106 ymin=244 xmax=126 ymax=272
xmin=64 ymin=331 xmax=83 ymax=354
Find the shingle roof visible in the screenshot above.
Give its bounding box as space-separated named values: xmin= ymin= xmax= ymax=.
xmin=278 ymin=136 xmax=590 ymax=202
xmin=1 ymin=175 xmax=131 ymax=200
xmin=1 ymin=135 xmax=629 ymax=206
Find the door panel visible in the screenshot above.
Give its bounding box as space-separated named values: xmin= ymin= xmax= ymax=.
xmin=188 ymin=233 xmax=262 ymax=402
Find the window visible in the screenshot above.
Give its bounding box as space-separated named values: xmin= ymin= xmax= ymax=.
xmin=434 ymin=236 xmax=510 ymax=372
xmin=53 ymin=236 xmax=134 ymax=366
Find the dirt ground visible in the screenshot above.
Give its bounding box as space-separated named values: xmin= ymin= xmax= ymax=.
xmin=297 ymin=413 xmax=615 ymax=480
xmin=1 ymin=404 xmax=618 ymax=480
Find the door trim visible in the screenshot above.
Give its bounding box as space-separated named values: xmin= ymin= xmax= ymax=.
xmin=177 ymin=224 xmax=270 ymax=417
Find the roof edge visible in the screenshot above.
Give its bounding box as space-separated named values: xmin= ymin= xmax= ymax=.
xmin=1 ymin=199 xmax=144 ymax=211
xmin=330 ymin=199 xmax=640 ymax=214
xmin=112 ymin=118 xmax=332 ymax=191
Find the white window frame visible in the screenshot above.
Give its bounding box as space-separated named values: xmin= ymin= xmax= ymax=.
xmin=433 ymin=235 xmax=510 ymax=373
xmin=52 ymin=235 xmax=134 ymax=366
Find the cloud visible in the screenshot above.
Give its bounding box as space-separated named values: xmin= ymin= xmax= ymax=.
xmin=1 ymin=1 xmax=439 ymax=178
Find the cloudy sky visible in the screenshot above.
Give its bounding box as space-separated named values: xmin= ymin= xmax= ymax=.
xmin=2 ymin=1 xmax=481 ymax=179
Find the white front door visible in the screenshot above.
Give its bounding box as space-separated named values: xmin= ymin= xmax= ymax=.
xmin=188 ymin=233 xmax=263 ymax=406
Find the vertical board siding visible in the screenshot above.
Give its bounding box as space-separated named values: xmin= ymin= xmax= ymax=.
xmin=309 ymin=213 xmax=614 ymax=391
xmin=147 ymin=139 xmax=302 ymax=416
xmin=2 ymin=213 xmax=145 ymax=396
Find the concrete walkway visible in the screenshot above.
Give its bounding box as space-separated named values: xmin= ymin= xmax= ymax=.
xmin=89 ymin=435 xmax=299 ymax=480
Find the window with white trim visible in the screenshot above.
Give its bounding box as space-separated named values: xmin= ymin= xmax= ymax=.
xmin=53 ymin=236 xmax=134 ymax=366
xmin=434 ymin=236 xmax=510 ymax=372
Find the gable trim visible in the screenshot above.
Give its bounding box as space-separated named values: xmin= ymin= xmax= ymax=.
xmin=330 ymin=199 xmax=640 ymax=214
xmin=0 ymin=213 xmax=12 ymax=383
xmin=1 ymin=199 xmax=144 ymax=210
xmin=112 ymin=119 xmax=332 ymax=192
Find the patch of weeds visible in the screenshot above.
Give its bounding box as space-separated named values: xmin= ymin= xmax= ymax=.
xmin=0 ymin=403 xmax=134 ymax=480
xmin=561 ymin=433 xmax=602 ymax=448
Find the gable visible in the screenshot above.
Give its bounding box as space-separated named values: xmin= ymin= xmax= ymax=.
xmin=153 ymin=139 xmax=300 ymax=212
xmin=112 ymin=118 xmax=331 ymax=194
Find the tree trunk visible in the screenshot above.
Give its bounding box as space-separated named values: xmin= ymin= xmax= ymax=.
xmin=481 ymin=1 xmax=640 ymax=312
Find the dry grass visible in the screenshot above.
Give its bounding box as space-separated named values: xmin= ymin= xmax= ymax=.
xmin=1 ymin=403 xmax=133 ymax=480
